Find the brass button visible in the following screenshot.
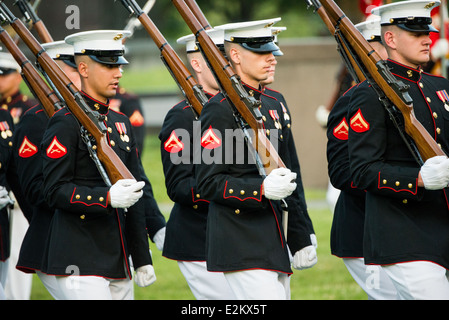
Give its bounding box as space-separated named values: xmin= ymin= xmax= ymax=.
xmin=196 ymin=193 xmax=200 ymax=198
xmin=395 ymin=181 xmax=400 ymax=186
xmin=383 ymin=179 xmax=387 ymax=185
xmin=437 ymin=128 xmax=441 ymax=134
xmin=408 ymin=183 xmax=413 ymax=189
xmin=229 ymin=189 xmax=234 ymax=194
xmin=80 ymin=214 xmax=85 ymax=219
xmin=193 ymin=205 xmax=198 ymax=209
xmin=402 ymin=199 xmax=408 ymax=204
xmin=235 ymin=209 xmax=240 ymax=214
xmin=126 ymin=146 xmax=130 ymax=151
xmin=240 ymin=190 xmax=245 ymax=195
xmin=76 ymin=194 xmax=80 ymax=199
xmin=87 ymin=195 xmax=92 ymax=200
xmin=287 ymin=123 xmax=291 ymax=128
xmin=433 ymin=112 xmax=438 ymax=119
xmin=253 ymin=191 xmax=258 ymax=196
xmin=108 ymin=127 xmax=112 ymax=133
xmin=262 ymin=115 xmax=267 ymax=122
xmin=111 ymin=140 xmax=115 ymax=146
xmin=266 ymin=129 xmax=270 ymax=136
xmin=99 ymin=197 xmax=104 ymax=202
xmin=427 ymin=97 xmax=431 ymax=103
xmin=419 ymin=82 xmax=424 ymax=88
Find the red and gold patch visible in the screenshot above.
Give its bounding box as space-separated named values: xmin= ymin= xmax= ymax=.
xmin=201 ymin=126 xmax=221 ymax=149
xmin=350 ymin=109 xmax=370 ymax=133
xmin=164 ymin=130 xmax=184 ymax=153
xmin=18 ymin=136 xmax=38 ymax=158
xmin=333 ymin=118 xmax=349 ymax=140
xmin=46 ymin=136 xmax=67 ymax=159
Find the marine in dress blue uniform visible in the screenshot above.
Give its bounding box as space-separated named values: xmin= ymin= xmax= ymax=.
xmin=40 ymin=30 xmax=154 ymax=299
xmin=195 ymin=19 xmax=315 ymax=299
xmin=159 ymin=29 xmax=235 ymax=299
xmin=348 ymin=0 xmax=449 ymax=299
xmin=327 ymin=17 xmax=397 ymax=300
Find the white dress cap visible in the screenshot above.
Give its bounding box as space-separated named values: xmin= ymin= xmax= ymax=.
xmin=177 ymin=28 xmax=225 ymax=53
xmin=0 ymin=52 xmax=20 ymax=73
xmin=216 ymin=17 xmax=282 ymax=53
xmin=42 ymin=40 xmax=76 ymax=68
xmin=65 ymin=30 xmax=132 ymax=65
xmin=371 ymin=0 xmax=440 ymax=32
xmin=355 ymin=15 xmax=382 ymax=41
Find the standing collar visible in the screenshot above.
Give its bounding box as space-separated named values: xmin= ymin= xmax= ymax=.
xmin=386 ymin=59 xmax=422 ymax=82
xmin=80 ymin=91 xmax=110 ymax=114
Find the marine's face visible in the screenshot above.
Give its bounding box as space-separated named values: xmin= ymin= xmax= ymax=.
xmin=386 ymin=27 xmax=432 ymax=68
xmin=78 ymin=57 xmax=123 ymax=103
xmin=231 ymin=46 xmax=276 ymax=88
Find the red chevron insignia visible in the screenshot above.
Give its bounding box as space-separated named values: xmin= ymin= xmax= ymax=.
xmin=201 ymin=126 xmax=221 ymax=149
xmin=333 ymin=118 xmax=349 ymax=140
xmin=164 ymin=130 xmax=184 ymax=153
xmin=18 ymin=136 xmax=38 ymax=158
xmin=350 ymin=109 xmax=370 ymax=133
xmin=46 ymin=136 xmax=67 ymax=159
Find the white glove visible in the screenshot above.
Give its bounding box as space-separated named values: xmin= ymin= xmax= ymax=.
xmin=420 ymin=156 xmax=449 ymax=190
xmin=109 ymin=179 xmax=145 ymax=208
xmin=263 ymin=168 xmax=297 ymax=200
xmin=0 ymin=186 xmax=12 ymax=210
xmin=310 ymin=234 xmax=318 ymax=249
xmin=432 ymin=39 xmax=449 ymax=60
xmin=134 ymin=264 xmax=156 ymax=287
xmin=292 ymin=245 xmax=318 ymax=270
xmin=153 ymin=227 xmax=166 ymax=251
xmin=315 ymin=105 xmax=330 ymax=128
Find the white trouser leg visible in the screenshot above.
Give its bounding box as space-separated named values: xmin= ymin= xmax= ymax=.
xmin=36 ymin=271 xmax=65 ymax=300
xmin=0 ymin=259 xmax=8 ymax=300
xmin=382 ymin=261 xmax=449 ymax=300
xmin=5 ymin=206 xmax=32 ymax=300
xmin=224 ymin=269 xmax=290 ymax=300
xmin=178 ymin=261 xmax=235 ymax=300
xmin=55 ymin=275 xmax=132 ymax=300
xmin=343 ymin=258 xmax=398 ymax=300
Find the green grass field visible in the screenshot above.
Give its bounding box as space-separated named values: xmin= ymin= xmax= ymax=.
xmin=28 ymin=134 xmax=366 ymax=300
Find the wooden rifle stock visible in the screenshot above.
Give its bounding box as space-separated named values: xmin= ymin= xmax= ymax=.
xmin=311 ymin=0 xmax=445 ymax=162
xmin=172 ymin=0 xmax=285 ymax=174
xmin=120 ymin=0 xmax=206 ymax=117
xmin=0 ymin=25 xmax=61 ymax=117
xmin=0 ymin=4 xmax=134 ymax=184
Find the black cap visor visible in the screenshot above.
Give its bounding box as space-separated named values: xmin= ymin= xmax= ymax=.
xmin=76 ymin=49 xmax=129 ymax=65
xmin=396 ymin=23 xmax=438 ymax=33
xmin=231 ymin=36 xmax=280 ymax=54
xmin=385 ymin=17 xmax=439 ymax=33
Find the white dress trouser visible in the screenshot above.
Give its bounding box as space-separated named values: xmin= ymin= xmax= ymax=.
xmin=55 ymin=275 xmax=134 ymax=300
xmin=382 ymin=261 xmax=449 ymax=300
xmin=0 ymin=259 xmax=7 ymax=300
xmin=343 ymin=258 xmax=398 ymax=300
xmin=178 ymin=261 xmax=235 ymax=300
xmin=224 ymin=269 xmax=291 ymax=300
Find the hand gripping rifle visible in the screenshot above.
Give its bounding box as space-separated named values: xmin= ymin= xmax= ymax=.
xmin=119 ymin=0 xmax=208 ymax=119
xmin=173 ymin=0 xmax=290 ymax=239
xmin=0 ymin=1 xmax=135 ymax=185
xmin=305 ymin=0 xmax=446 ymax=165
